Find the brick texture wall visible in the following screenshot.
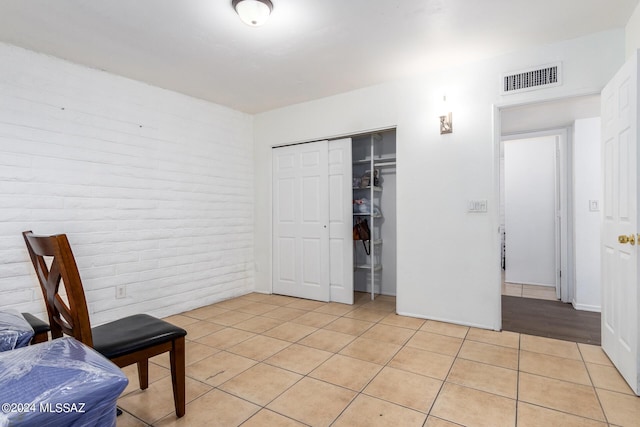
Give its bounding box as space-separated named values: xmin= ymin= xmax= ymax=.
xmin=0 ymin=43 xmax=255 ymax=324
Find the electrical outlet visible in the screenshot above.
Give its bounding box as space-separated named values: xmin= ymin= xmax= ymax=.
xmin=116 ymin=285 xmax=126 ymax=299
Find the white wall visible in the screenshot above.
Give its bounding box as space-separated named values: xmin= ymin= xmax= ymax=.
xmin=254 ymin=30 xmax=625 ymax=330
xmin=626 ymin=1 xmax=640 ymax=59
xmin=0 ymin=43 xmax=255 ymax=324
xmin=573 ymin=117 xmax=602 ymax=311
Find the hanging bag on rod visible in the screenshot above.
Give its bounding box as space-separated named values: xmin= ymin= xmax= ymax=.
xmin=353 ymin=218 xmax=371 ymax=255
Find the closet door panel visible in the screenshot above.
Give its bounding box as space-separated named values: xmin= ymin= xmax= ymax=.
xmin=277 ymin=237 xmax=296 ymax=282
xmin=302 ymin=237 xmax=322 ymax=286
xmin=328 ymin=138 xmax=353 ymax=304
xmin=273 ymin=141 xmax=330 ymax=301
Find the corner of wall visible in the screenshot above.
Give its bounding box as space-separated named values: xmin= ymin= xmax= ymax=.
xmin=626 ymin=2 xmax=640 ymax=59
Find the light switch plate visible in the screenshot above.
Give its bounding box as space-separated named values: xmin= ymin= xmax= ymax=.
xmin=468 ymin=199 xmax=488 ymax=213
xmin=589 ymin=200 xmax=599 ymax=212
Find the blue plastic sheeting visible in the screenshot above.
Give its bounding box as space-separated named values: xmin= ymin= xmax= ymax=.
xmin=0 ymin=337 xmax=128 ymax=427
xmin=0 ymin=311 xmax=34 ymax=352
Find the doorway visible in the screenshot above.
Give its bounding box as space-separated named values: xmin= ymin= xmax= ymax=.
xmin=502 ymin=132 xmax=565 ymax=300
xmin=496 ymin=94 xmax=602 ymax=339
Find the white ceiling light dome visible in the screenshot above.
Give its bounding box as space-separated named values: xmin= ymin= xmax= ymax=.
xmin=232 ymin=0 xmax=273 ymax=27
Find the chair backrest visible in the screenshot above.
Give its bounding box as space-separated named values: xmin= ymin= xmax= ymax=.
xmin=22 ymin=231 xmax=94 ymax=347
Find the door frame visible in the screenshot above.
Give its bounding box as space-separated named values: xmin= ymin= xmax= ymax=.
xmin=501 ymin=129 xmax=569 ymax=301
xmin=492 ymin=93 xmax=599 ymax=328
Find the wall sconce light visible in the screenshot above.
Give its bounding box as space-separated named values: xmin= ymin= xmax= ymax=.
xmin=440 ymin=112 xmax=453 ymax=134
xmin=439 ymin=95 xmax=453 ymax=134
xmin=232 ymin=0 xmax=273 ymax=27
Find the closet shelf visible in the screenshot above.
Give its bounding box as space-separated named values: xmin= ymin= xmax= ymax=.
xmin=353 ymin=213 xmax=382 ymax=218
xmin=353 ymin=186 xmax=382 ymax=192
xmin=355 ymin=264 xmax=382 ymax=271
xmin=353 ymin=156 xmax=396 ymax=166
xmin=353 ymin=158 xmax=375 ymax=165
xmin=354 ymin=240 xmax=382 ymax=247
xmin=374 ymin=161 xmax=396 ymax=167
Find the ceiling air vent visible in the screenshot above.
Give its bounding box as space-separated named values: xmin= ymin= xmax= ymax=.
xmin=500 ymin=62 xmax=562 ymax=95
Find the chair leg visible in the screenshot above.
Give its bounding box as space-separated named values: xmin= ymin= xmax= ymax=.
xmin=170 ymin=336 xmax=186 ymax=418
xmin=137 ymin=359 xmax=149 ymax=390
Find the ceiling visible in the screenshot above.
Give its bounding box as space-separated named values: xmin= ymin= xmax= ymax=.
xmin=501 ymin=94 xmax=601 ymax=135
xmin=0 ymin=0 xmax=637 ymax=114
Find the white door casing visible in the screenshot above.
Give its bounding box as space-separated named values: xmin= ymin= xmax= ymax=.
xmin=272 ymin=141 xmax=330 ymax=302
xmin=328 ymin=138 xmax=354 ymax=304
xmin=601 ymin=50 xmax=639 ymax=395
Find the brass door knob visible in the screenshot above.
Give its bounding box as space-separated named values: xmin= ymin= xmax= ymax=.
xmin=619 ymin=234 xmax=636 ymax=245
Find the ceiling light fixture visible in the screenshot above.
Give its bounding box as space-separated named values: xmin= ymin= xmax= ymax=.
xmin=232 ymin=0 xmax=273 ymax=27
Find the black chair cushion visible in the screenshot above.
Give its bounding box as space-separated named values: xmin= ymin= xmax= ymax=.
xmin=91 ymin=314 xmax=186 ymax=360
xmin=21 ymin=312 xmax=50 ymax=335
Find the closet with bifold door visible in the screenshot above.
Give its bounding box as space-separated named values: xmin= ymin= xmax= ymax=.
xmin=272 ymin=130 xmax=397 ymax=304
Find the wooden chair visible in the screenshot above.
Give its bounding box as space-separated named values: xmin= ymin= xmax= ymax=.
xmin=22 ymin=231 xmax=187 ymax=418
xmin=21 ymin=312 xmax=50 ymax=344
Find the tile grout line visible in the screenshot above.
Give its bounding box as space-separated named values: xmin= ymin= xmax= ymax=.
xmin=181 ymin=297 xmax=473 ymax=425
xmin=121 ymin=293 xmax=620 ymax=426
xmin=326 ymin=298 xmax=421 ymax=425
xmin=325 ymin=321 xmax=428 ymax=426
xmin=121 ymin=295 xmax=359 ymax=426
xmin=186 ymin=294 xmax=390 ymax=426
xmin=578 ymin=343 xmax=611 ymax=425
xmin=421 ymin=323 xmax=471 ymax=425
xmin=135 ymin=299 xmax=443 ymax=425
xmin=516 ymin=339 xmax=617 ymax=425
xmin=288 ymin=295 xmax=420 ymax=424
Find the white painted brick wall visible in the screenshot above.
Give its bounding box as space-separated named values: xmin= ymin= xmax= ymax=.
xmin=0 ymin=43 xmax=255 ymax=325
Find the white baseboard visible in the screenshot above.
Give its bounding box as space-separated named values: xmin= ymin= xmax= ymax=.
xmin=395 ymin=310 xmax=499 ymax=331
xmin=571 ymin=301 xmax=601 ymax=312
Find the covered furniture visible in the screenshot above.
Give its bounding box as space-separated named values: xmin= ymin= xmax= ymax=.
xmin=0 ymin=337 xmax=128 ymax=427
xmin=0 ymin=310 xmax=34 ymax=351
xmin=22 ymin=231 xmax=187 ymax=418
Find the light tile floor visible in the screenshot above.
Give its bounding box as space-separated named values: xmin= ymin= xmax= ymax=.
xmin=501 ymin=270 xmax=559 ymax=301
xmin=502 ymin=282 xmax=558 ymax=301
xmin=116 ymin=292 xmax=639 ymax=427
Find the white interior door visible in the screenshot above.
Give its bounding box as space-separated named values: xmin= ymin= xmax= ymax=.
xmin=273 ymin=141 xmax=330 ymax=301
xmin=328 ymin=138 xmax=353 ymax=304
xmin=504 ymin=136 xmax=558 ymax=287
xmin=601 ymin=50 xmax=639 ymax=395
